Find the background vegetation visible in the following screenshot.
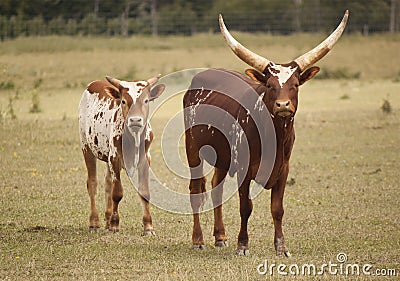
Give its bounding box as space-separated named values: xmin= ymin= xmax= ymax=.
xmin=1 ymin=0 xmax=400 ymax=39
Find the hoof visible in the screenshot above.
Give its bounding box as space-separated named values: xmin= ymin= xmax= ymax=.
xmin=277 ymin=250 xmax=291 ymax=258
xmin=275 ymin=237 xmax=291 ymax=258
xmin=192 ymin=245 xmax=205 ymax=250
xmin=236 ymin=249 xmax=250 ymax=256
xmin=215 ymin=241 xmax=228 ymax=247
xmin=89 ymin=226 xmax=100 ymax=232
xmin=108 ymin=227 xmax=119 ymax=233
xmin=142 ymin=230 xmax=155 ymax=236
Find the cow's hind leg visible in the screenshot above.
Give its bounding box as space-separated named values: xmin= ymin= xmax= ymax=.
xmin=212 ymin=167 xmax=228 ymax=247
xmin=237 ymin=173 xmax=252 ymax=255
xmin=138 ymin=158 xmax=154 ymax=236
xmin=83 ymin=149 xmax=100 ymax=231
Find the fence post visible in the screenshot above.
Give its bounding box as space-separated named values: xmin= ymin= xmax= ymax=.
xmin=390 ymin=0 xmax=396 ymax=32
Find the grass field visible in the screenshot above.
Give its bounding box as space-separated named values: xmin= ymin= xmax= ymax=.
xmin=0 ymin=33 xmax=400 ymax=280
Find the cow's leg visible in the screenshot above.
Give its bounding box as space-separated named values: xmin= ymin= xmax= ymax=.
xmin=83 ymin=149 xmax=100 ymax=231
xmin=190 ymin=175 xmax=206 ymax=249
xmin=212 ymin=167 xmax=228 ymax=247
xmin=188 ymin=159 xmax=206 ymax=248
xmin=104 ymin=166 xmax=113 ymax=230
xmin=271 ymin=163 xmax=291 ymax=257
xmin=138 ymin=158 xmax=154 ymax=236
xmin=237 ymin=173 xmax=252 ymax=255
xmin=186 ymin=132 xmax=206 ymax=249
xmin=108 ymin=161 xmax=123 ymax=233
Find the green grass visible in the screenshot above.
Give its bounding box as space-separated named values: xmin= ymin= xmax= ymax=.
xmin=0 ymin=35 xmax=400 ymax=280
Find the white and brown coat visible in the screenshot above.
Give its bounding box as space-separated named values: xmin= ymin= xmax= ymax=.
xmin=78 ymin=75 xmax=165 ymax=233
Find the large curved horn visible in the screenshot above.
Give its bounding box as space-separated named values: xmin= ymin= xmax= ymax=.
xmin=294 ymin=10 xmax=349 ymax=71
xmin=147 ymin=73 xmax=161 ymax=86
xmin=219 ymin=14 xmax=271 ymax=73
xmin=106 ymin=76 xmax=122 ymax=88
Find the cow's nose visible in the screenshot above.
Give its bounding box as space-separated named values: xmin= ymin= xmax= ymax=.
xmin=130 ymin=116 xmax=142 ymax=123
xmin=128 ymin=116 xmax=143 ymax=127
xmin=276 ymin=100 xmax=291 ymax=109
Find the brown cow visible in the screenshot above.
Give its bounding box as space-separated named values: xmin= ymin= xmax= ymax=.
xmin=78 ymin=75 xmax=165 ymax=234
xmin=183 ymin=11 xmax=349 ymax=256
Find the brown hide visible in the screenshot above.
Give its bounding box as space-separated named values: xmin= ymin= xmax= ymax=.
xmin=184 ymin=68 xmax=292 ymax=189
xmin=183 ymin=68 xmax=297 ymax=256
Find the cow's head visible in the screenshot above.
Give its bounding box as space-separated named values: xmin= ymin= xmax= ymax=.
xmin=219 ymin=11 xmax=349 ymax=120
xmin=105 ymin=75 xmax=165 ymax=170
xmin=105 ymin=75 xmax=165 ymax=136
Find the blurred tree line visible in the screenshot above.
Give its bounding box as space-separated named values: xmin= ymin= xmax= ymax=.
xmin=0 ymin=0 xmax=399 ymax=39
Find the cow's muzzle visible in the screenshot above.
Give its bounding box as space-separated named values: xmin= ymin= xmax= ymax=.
xmin=274 ymin=100 xmax=294 ymax=117
xmin=128 ymin=116 xmax=144 ymax=132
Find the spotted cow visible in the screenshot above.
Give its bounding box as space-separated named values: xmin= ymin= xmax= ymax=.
xmin=78 ymin=75 xmax=165 ymax=234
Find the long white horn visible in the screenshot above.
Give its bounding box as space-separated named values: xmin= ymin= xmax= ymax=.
xmin=294 ymin=10 xmax=349 ymax=71
xmin=219 ymin=14 xmax=271 ymax=73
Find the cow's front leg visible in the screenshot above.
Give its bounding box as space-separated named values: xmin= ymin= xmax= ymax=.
xmin=108 ymin=162 xmax=123 ymax=233
xmin=186 ymin=141 xmax=206 ymax=250
xmin=104 ymin=167 xmax=113 ymax=230
xmin=271 ymin=163 xmax=291 ymax=257
xmin=138 ymin=158 xmax=154 ymax=236
xmin=237 ymin=173 xmax=252 ymax=255
xmin=190 ymin=176 xmax=206 ymax=249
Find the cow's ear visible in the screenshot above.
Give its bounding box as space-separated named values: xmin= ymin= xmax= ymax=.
xmin=104 ymin=86 xmax=121 ymax=99
xmin=299 ymin=66 xmax=320 ymax=85
xmin=149 ymin=84 xmax=166 ymax=101
xmin=245 ymin=69 xmax=267 ymax=84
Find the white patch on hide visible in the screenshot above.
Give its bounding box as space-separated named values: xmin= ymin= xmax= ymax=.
xmin=187 ymin=89 xmax=214 ymax=128
xmin=267 ymin=63 xmax=298 ymax=88
xmin=132 ymin=131 xmax=141 ymax=168
xmin=78 ymin=90 xmax=124 ymax=159
xmin=145 ymin=122 xmax=152 ymax=141
xmin=78 ymin=90 xmax=125 ymax=181
xmin=120 ymin=80 xmax=149 ymax=103
xmin=254 ymin=92 xmax=265 ymax=112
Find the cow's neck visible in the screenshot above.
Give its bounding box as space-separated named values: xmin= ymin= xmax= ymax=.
xmin=273 ymin=117 xmax=295 ymax=160
xmin=122 ymin=127 xmax=146 ymax=177
xmin=260 ymin=116 xmax=294 ymax=189
xmin=274 ymin=117 xmax=294 ymax=140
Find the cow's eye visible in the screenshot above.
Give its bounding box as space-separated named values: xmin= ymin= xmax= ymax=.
xmin=144 ymin=99 xmax=149 ymax=104
xmin=122 ymin=100 xmax=126 ymax=105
